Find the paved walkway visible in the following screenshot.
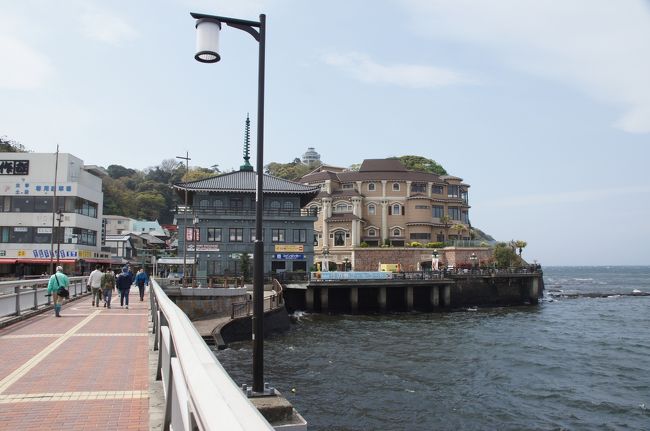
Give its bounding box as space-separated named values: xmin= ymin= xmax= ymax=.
xmin=0 ymin=289 xmax=151 ymax=431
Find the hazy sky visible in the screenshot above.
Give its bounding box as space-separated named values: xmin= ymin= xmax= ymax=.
xmin=1 ymin=0 xmax=649 ymax=266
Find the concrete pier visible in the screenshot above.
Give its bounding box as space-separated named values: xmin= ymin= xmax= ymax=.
xmin=320 ymin=287 xmax=329 ymax=312
xmin=405 ymin=286 xmax=414 ymax=311
xmin=431 ymin=286 xmax=439 ymax=308
xmin=378 ymin=287 xmax=387 ymax=312
xmin=305 ymin=287 xmax=314 ymax=311
xmin=442 ymin=285 xmax=451 ymax=307
xmin=350 ymin=287 xmax=359 ymax=313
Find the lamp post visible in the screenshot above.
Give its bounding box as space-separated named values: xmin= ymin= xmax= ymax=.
xmin=191 ymin=11 xmax=267 ymax=394
xmin=469 ymin=252 xmax=478 ymax=273
xmin=343 ymin=257 xmax=349 ymax=272
xmin=432 ymin=249 xmax=439 ymax=271
xmin=322 ymin=247 xmax=330 ymax=272
xmin=55 ymin=209 xmax=63 ymax=266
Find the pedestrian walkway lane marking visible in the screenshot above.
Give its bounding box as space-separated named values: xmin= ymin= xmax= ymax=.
xmin=1 ymin=332 xmax=148 ymax=339
xmin=0 ymin=390 xmax=149 ymax=403
xmin=0 ymin=309 xmax=102 ymax=394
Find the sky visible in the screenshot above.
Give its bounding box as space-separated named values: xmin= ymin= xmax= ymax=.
xmin=1 ymin=0 xmax=649 ymax=266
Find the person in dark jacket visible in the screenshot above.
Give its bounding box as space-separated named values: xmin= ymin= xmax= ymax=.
xmin=116 ymin=266 xmax=134 ymax=309
xmin=134 ymin=268 xmax=149 ymax=302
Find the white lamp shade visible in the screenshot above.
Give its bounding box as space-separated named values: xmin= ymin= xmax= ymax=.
xmin=195 ymin=19 xmax=221 ymax=63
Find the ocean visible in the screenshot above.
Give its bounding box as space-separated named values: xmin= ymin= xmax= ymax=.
xmin=215 ymin=266 xmax=650 ymax=430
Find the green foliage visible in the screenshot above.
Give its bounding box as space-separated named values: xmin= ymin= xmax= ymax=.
xmin=425 ymin=242 xmax=444 ymax=248
xmin=265 ymin=159 xmax=319 ymax=180
xmin=107 ymin=164 xmax=137 ymax=179
xmin=0 ymin=136 xmax=27 ymax=152
xmin=391 ymin=155 xmax=447 ymax=175
xmin=409 ymin=241 xmax=423 ymax=247
xmin=240 ymin=253 xmax=251 ymax=281
xmin=182 ymin=167 xmax=217 ymax=182
xmin=359 ymin=242 xmax=369 ymax=248
xmin=493 ymin=242 xmax=519 ymax=268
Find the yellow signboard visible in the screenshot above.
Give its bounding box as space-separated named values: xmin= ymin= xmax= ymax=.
xmin=79 ymin=250 xmax=92 ymax=258
xmin=274 ymin=244 xmax=304 ymax=252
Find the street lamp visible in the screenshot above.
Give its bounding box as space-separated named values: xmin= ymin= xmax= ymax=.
xmin=432 ymin=249 xmax=439 ymax=271
xmin=469 ymin=252 xmax=478 ymax=273
xmin=176 ymin=152 xmax=190 ymax=288
xmin=55 ymin=209 xmax=63 ymax=266
xmin=343 ymin=257 xmax=349 ymax=272
xmin=191 ymin=11 xmax=267 ymax=394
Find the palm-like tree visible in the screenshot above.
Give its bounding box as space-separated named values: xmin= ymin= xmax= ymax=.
xmin=512 ymin=240 xmax=527 ymax=256
xmin=439 ymin=215 xmax=452 ymax=242
xmin=451 ymin=223 xmax=466 ymax=242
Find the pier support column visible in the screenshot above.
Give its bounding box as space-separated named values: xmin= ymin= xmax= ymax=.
xmin=305 ymin=288 xmax=314 ymax=312
xmin=350 ymin=287 xmax=358 ymax=313
xmin=442 ymin=285 xmax=451 ymax=307
xmin=405 ymin=286 xmax=413 ymax=311
xmin=529 ymin=278 xmax=539 ymax=304
xmin=320 ymin=287 xmax=328 ymax=312
xmin=378 ymin=287 xmax=387 ymax=312
xmin=430 ymin=286 xmax=439 ymax=308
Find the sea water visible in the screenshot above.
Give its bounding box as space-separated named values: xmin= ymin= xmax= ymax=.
xmin=215 ymin=266 xmax=650 ymax=430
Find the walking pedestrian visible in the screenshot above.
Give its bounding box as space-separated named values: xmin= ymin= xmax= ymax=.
xmin=101 ymin=269 xmax=116 ymax=308
xmin=134 ymin=268 xmax=149 ymax=302
xmin=116 ymin=266 xmax=134 ymax=309
xmin=87 ymin=265 xmax=103 ymax=307
xmin=47 ymin=266 xmax=69 ymax=317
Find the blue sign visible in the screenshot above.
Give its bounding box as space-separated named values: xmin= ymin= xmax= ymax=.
xmin=273 ymin=253 xmax=305 ymax=260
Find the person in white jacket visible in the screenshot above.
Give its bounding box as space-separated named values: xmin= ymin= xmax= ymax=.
xmin=87 ymin=266 xmax=104 ymax=307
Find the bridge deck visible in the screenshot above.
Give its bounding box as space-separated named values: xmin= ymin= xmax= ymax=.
xmin=0 ymin=289 xmax=151 ymax=431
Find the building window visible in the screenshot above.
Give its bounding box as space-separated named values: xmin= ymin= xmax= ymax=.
xmin=392 ymin=182 xmax=400 ymax=191
xmin=250 ymin=228 xmax=264 ymax=242
xmin=368 ymin=183 xmax=376 ymax=191
xmin=410 ymin=232 xmax=431 ymax=240
xmin=448 ymin=185 xmax=460 ymax=198
xmin=334 ymin=231 xmax=345 ymax=246
xmin=448 ymin=207 xmax=461 ymax=220
xmin=11 ymin=227 xmax=31 ymax=243
xmin=411 ymin=182 xmax=426 ymax=193
xmin=293 ymin=229 xmax=306 ymax=243
xmin=214 ymin=199 xmax=223 ymax=208
xmin=200 ymin=199 xmax=210 ymax=208
xmin=342 ymin=183 xmax=354 ymax=190
xmin=207 ymin=228 xmax=222 ymax=242
xmin=313 ymin=233 xmax=318 ymax=246
xmin=229 ymin=228 xmax=243 ymax=242
xmin=432 ymin=185 xmax=444 ymax=195
xmin=368 ymin=229 xmax=376 ymax=237
xmin=0 ymin=227 xmax=9 ymax=242
xmin=12 ymin=197 xmax=33 ymax=212
xmin=283 ymin=201 xmax=294 ymax=211
xmin=393 ymin=229 xmax=401 ymax=236
xmin=432 ymin=205 xmax=444 ymax=218
xmin=415 ymin=205 xmax=429 ymax=210
xmin=272 ymin=229 xmax=285 ymax=242
xmin=270 ymin=201 xmax=281 ymax=210
xmin=368 ymin=204 xmax=376 ymax=215
xmin=230 ymin=198 xmax=243 ymax=209
xmin=334 ymin=202 xmax=352 ymax=213
xmin=390 ymin=204 xmax=402 ymax=215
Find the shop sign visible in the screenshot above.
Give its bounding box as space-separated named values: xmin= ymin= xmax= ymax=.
xmin=0 ymin=160 xmax=29 ymax=175
xmin=187 ymin=244 xmax=220 ymax=252
xmin=274 ymin=244 xmax=304 ymax=252
xmin=31 ymin=249 xmax=78 ymax=258
xmin=273 ymin=253 xmax=305 ymax=260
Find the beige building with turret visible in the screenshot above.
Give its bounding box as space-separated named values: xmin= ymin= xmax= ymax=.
xmin=299 ymin=159 xmax=472 ymax=270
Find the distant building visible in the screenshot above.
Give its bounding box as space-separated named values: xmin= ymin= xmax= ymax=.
xmin=301 ymin=147 xmax=321 ymax=166
xmin=173 ymin=170 xmax=320 ymax=277
xmin=0 ymin=152 xmax=106 ymax=276
xmin=103 ymin=215 xmax=133 ymax=236
xmin=298 ymin=158 xmax=471 ymax=269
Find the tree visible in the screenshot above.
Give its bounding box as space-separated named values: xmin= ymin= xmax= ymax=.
xmin=493 ymin=242 xmax=518 ymax=268
xmin=265 ymin=160 xmax=316 ymax=180
xmin=240 ymin=253 xmax=251 ymax=281
xmin=0 ymin=136 xmax=27 ymax=152
xmin=393 ymin=155 xmax=447 ymax=175
xmin=439 ymin=215 xmax=452 ymax=242
xmin=182 ymin=167 xmax=217 ymax=182
xmin=451 ymin=223 xmax=466 ymax=241
xmin=107 ymin=164 xmax=137 ymax=179
xmin=511 ymin=240 xmax=528 ymax=257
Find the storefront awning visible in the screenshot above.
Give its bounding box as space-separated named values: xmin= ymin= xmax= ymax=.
xmin=0 ymin=258 xmax=17 ymax=264
xmin=84 ymin=258 xmax=129 ymax=265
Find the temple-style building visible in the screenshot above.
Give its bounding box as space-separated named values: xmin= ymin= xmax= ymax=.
xmin=172 ymin=121 xmax=320 ymax=278
xmin=298 ymin=158 xmax=471 ymax=268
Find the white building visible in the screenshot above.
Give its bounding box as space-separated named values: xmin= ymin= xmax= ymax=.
xmin=0 ymin=152 xmax=105 ymax=277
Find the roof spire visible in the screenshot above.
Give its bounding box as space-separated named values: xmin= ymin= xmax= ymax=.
xmin=240 ymin=113 xmax=253 ymax=171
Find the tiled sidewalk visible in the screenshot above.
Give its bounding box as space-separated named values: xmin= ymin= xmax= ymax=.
xmin=0 ymin=289 xmax=150 ymax=431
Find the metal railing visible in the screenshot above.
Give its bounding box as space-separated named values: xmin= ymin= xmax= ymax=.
xmin=176 ymin=207 xmax=318 ymax=218
xmin=150 ymin=280 xmax=274 ymax=431
xmin=0 ymin=276 xmax=88 ymax=319
xmin=230 ymin=291 xmax=283 ymax=320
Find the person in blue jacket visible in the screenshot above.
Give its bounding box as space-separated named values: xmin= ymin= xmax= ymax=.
xmin=116 ymin=266 xmax=134 ymax=309
xmin=134 ymin=268 xmax=149 ymax=302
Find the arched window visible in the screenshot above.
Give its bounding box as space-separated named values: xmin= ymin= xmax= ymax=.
xmin=393 ymin=228 xmax=401 ymax=236
xmin=368 ymin=204 xmax=376 ymax=215
xmin=283 ymin=201 xmax=293 ymax=211
xmin=213 ymin=199 xmax=223 ymax=208
xmin=368 ymin=229 xmax=376 ymax=237
xmin=334 ymin=231 xmax=345 ymax=246
xmin=270 ymin=201 xmax=281 ymax=209
xmin=199 ymin=199 xmax=209 ymax=208
xmin=392 ymin=204 xmax=401 ymax=215
xmin=368 ymin=183 xmax=376 ymax=191
xmin=392 ymin=182 xmax=400 ymax=191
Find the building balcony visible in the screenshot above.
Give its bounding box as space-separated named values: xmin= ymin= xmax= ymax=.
xmin=176 ymin=207 xmax=318 ymax=220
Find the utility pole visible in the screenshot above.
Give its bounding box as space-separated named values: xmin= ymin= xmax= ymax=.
xmin=176 ymin=152 xmax=190 ymax=287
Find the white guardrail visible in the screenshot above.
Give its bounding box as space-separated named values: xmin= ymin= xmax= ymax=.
xmin=0 ymin=276 xmax=88 ymax=318
xmin=150 ymin=279 xmax=274 ymax=431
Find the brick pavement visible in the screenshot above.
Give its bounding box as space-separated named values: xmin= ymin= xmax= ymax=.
xmin=0 ymin=288 xmax=151 ymax=431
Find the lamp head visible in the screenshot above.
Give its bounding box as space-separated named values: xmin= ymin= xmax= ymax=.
xmin=194 ymin=18 xmax=221 ymax=63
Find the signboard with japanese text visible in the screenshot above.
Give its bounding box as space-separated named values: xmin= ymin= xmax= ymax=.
xmin=273 ymin=253 xmax=305 ymax=260
xmin=274 ymin=244 xmax=304 ymax=252
xmin=0 ymin=160 xmax=29 ymax=175
xmin=187 ymin=244 xmax=220 ymax=252
xmin=185 ymin=227 xmax=200 ymax=241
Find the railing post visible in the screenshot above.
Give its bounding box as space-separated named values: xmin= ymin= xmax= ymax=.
xmin=14 ymin=286 xmax=21 ymax=316
xmin=33 ymin=285 xmax=38 ymax=310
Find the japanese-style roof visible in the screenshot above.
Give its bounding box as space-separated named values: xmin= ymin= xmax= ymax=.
xmin=359 ymin=159 xmax=407 ymax=172
xmin=173 ymin=170 xmax=321 ymax=207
